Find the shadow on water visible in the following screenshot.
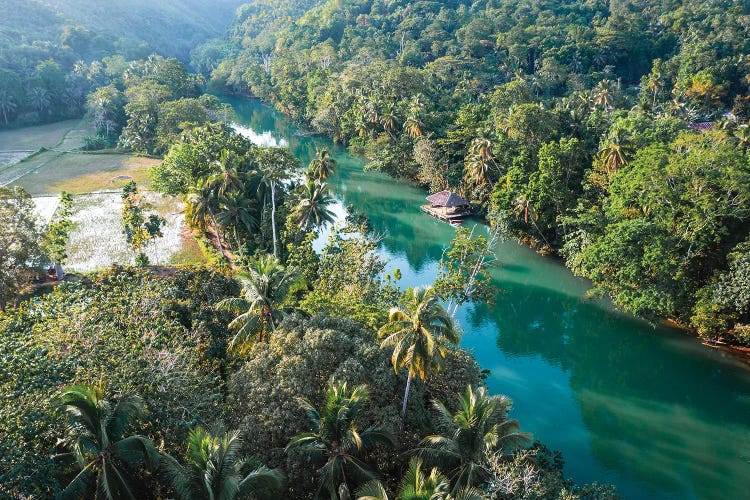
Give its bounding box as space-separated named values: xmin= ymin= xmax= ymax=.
xmin=226 ymin=97 xmax=750 ymax=500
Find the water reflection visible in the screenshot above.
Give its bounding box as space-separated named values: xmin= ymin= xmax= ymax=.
xmin=226 ymin=97 xmax=750 ymax=500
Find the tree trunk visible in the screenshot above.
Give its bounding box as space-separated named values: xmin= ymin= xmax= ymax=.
xmin=400 ymin=373 xmax=412 ymax=431
xmin=208 ymin=207 xmax=226 ymax=258
xmin=55 ymin=262 xmax=64 ymax=281
xmin=270 ymin=181 xmax=278 ymax=259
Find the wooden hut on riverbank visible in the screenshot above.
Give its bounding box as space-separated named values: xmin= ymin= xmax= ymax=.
xmin=421 ymin=190 xmax=471 ymax=224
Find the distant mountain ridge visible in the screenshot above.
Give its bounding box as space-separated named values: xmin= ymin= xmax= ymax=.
xmin=0 ymin=0 xmax=247 ymax=61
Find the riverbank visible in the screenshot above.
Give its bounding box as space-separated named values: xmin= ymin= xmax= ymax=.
xmin=225 ymin=95 xmax=750 ymax=500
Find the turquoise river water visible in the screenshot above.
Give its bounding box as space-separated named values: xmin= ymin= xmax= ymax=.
xmin=228 ymin=97 xmax=750 ymax=500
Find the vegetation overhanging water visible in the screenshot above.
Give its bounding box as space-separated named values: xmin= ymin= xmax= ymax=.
xmin=228 ymin=96 xmax=750 ymax=500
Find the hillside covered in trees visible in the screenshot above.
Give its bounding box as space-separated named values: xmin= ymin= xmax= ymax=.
xmin=210 ymin=0 xmax=750 ymax=344
xmin=0 ymin=0 xmax=244 ymax=128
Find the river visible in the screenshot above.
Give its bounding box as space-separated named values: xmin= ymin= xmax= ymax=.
xmin=227 ymin=96 xmax=750 ymax=500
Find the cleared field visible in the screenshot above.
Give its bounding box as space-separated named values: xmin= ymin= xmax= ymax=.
xmin=0 ymin=151 xmax=32 ymax=169
xmin=65 ymin=192 xmax=200 ymax=272
xmin=13 ymin=153 xmax=159 ymax=195
xmin=0 ymin=119 xmax=82 ymax=150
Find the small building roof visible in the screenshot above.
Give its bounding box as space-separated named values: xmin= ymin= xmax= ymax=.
xmin=426 ymin=190 xmax=469 ymax=207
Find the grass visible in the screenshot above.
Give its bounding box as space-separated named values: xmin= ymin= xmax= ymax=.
xmin=168 ymin=231 xmax=208 ymax=265
xmin=0 ymin=119 xmax=84 ymax=150
xmin=14 ymin=153 xmax=160 ymax=195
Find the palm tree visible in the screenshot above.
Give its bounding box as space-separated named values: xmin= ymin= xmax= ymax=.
xmin=355 ymin=459 xmax=485 ymax=500
xmin=397 ymin=458 xmax=451 ymax=499
xmin=207 ymin=149 xmax=247 ymax=198
xmin=28 ymin=86 xmax=51 ymax=115
xmin=294 ymin=180 xmax=336 ymax=231
xmin=257 ymin=148 xmax=297 ymax=259
xmin=463 ymin=138 xmax=497 ymax=189
xmin=0 ymin=89 xmax=17 ymax=125
xmin=286 ymin=380 xmax=395 ymax=499
xmin=54 ymin=385 xmax=159 ymax=499
xmin=308 ymin=148 xmax=336 ymax=182
xmin=646 ymin=71 xmax=664 ymax=110
xmin=597 ymin=128 xmax=633 ymax=177
xmin=187 ymin=181 xmax=226 ymax=258
xmin=413 ymin=386 xmax=530 ymax=493
xmin=162 ymin=426 xmax=283 ymax=500
xmin=216 ymin=255 xmax=300 ymax=348
xmin=593 ymin=80 xmax=616 ymax=112
xmin=403 ymin=95 xmax=425 ymax=138
xmin=378 ymin=286 xmax=460 ymax=423
xmin=380 ymin=105 xmax=398 ymax=139
xmin=217 ymin=192 xmax=258 ymax=254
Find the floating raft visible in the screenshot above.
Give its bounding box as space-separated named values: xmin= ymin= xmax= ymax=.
xmin=420 ymin=190 xmax=472 ymax=225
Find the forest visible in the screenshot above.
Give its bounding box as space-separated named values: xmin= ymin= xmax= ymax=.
xmin=2 ymin=0 xmax=750 ymax=498
xmin=210 ymin=0 xmax=750 ymax=343
xmin=0 ymin=0 xmax=242 ymax=128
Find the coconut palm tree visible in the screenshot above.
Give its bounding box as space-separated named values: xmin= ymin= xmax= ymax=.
xmin=463 ymin=138 xmax=497 ymax=189
xmin=217 ymin=192 xmax=258 ymax=254
xmin=403 ymin=95 xmax=425 ymax=138
xmin=380 ymin=105 xmax=398 ymax=139
xmin=28 ymin=86 xmax=51 ymax=114
xmin=413 ymin=386 xmax=530 ymax=493
xmin=378 ymin=286 xmax=460 ymax=423
xmin=0 ymin=89 xmax=17 ymax=125
xmin=355 ymin=459 xmax=485 ymax=500
xmin=286 ymin=380 xmax=395 ymax=499
xmin=207 ymin=149 xmax=248 ymax=198
xmin=216 ymin=255 xmax=300 ymax=348
xmin=593 ymin=80 xmax=616 ymax=112
xmin=187 ymin=181 xmax=226 ymax=258
xmin=597 ymin=128 xmax=633 ymax=177
xmin=256 ymin=148 xmax=297 ymax=259
xmin=308 ymin=148 xmax=336 ymax=182
xmin=294 ymin=180 xmax=336 ymax=231
xmin=54 ymin=385 xmax=159 ymax=499
xmin=162 ymin=426 xmax=283 ymax=500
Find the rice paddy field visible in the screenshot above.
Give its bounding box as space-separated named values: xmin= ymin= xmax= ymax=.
xmin=65 ymin=192 xmax=188 ymax=271
xmin=4 ymin=119 xmax=206 ymax=271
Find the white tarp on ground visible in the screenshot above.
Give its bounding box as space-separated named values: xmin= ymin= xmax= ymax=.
xmin=31 ymin=195 xmax=61 ymax=224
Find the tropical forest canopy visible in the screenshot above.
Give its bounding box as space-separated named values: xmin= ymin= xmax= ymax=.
xmin=210 ymin=0 xmax=750 ymax=342
xmin=2 ymin=0 xmax=750 ymax=498
xmin=0 ymin=0 xmax=244 ymax=127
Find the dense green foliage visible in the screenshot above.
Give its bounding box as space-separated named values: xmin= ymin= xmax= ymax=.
xmin=212 ymin=0 xmax=750 ymax=341
xmin=0 ymin=0 xmax=243 ymax=128
xmin=0 ymin=186 xmax=43 ymax=310
xmin=0 ymin=267 xmax=235 ymax=497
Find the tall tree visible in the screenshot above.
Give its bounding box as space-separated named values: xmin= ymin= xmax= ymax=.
xmin=286 ymin=380 xmax=394 ymax=499
xmin=187 ymin=180 xmax=226 ymax=258
xmin=0 ymin=186 xmax=43 ymax=310
xmin=256 ymin=148 xmax=298 ymax=258
xmin=216 ymin=255 xmax=300 ymax=348
xmin=413 ymin=386 xmax=529 ymax=493
xmin=54 ymin=385 xmax=159 ymax=499
xmin=378 ymin=286 xmax=460 ymax=424
xmin=293 ymin=180 xmax=336 ymax=231
xmin=307 ymin=147 xmax=336 ymax=182
xmin=162 ymin=426 xmax=283 ymax=500
xmin=0 ymin=89 xmax=17 ymax=125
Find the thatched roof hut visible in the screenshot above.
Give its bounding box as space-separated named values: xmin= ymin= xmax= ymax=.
xmin=425 ymin=190 xmax=469 ymax=208
xmin=421 ymin=190 xmax=471 ymax=222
